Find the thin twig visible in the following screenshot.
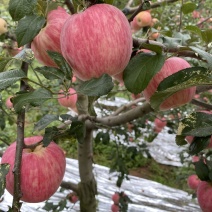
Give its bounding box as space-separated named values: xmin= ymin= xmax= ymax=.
xmin=123 ymin=0 xmax=180 ymax=15
xmin=111 ymin=97 xmax=145 ymax=116
xmin=191 ymin=99 xmax=212 ymax=110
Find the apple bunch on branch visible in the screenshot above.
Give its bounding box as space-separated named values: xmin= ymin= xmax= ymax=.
xmin=0 ymin=0 xmax=212 ymax=212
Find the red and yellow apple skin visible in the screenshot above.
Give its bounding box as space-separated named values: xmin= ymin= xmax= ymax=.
xmin=143 ymin=57 xmax=196 ymax=111
xmin=134 ymin=11 xmax=152 ymax=28
xmin=58 ymin=88 xmax=77 ymax=110
xmin=1 ymin=136 xmax=66 ymax=203
xmin=31 ymin=7 xmax=70 ymax=67
xmin=0 ymin=18 xmax=7 ymax=35
xmin=187 ymin=174 xmax=201 ymax=191
xmin=60 ymin=4 xmax=132 ymax=81
xmin=197 ymin=181 xmax=212 ymax=212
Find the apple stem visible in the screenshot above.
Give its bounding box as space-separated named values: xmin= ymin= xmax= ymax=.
xmin=11 ymin=48 xmax=29 ymax=211
xmin=23 ymin=141 xmax=43 ymax=151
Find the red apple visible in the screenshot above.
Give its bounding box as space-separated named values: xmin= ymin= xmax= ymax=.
xmin=58 ymin=88 xmax=77 ymax=110
xmin=192 ymin=10 xmax=200 ymax=19
xmin=111 ymin=204 xmax=119 ymax=212
xmin=154 ymin=117 xmax=167 ymax=129
xmin=197 ymin=181 xmax=212 ymax=212
xmin=150 ymin=18 xmax=159 ymax=27
xmin=149 ymin=32 xmax=160 ymax=40
xmin=154 ymin=117 xmax=167 ymax=133
xmin=60 ymin=4 xmax=132 ymax=81
xmin=112 ymin=192 xmax=120 ymax=204
xmin=31 ymin=7 xmax=70 ymax=67
xmin=143 ymin=57 xmax=196 ymax=111
xmin=72 ymin=76 xmax=77 ymax=83
xmin=133 ymin=11 xmax=152 ymax=28
xmin=5 ymin=96 xmax=13 ymax=109
xmin=0 ymin=18 xmax=7 ymax=35
xmin=1 ymin=136 xmax=66 ymax=203
xmin=67 ymin=192 xmax=78 ymax=203
xmin=130 ymin=18 xmax=142 ymax=33
xmin=192 ymin=156 xmax=200 ymax=163
xmin=187 ymin=174 xmax=201 ymax=190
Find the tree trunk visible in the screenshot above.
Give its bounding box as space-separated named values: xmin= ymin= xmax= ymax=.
xmin=77 ymin=93 xmax=97 ymax=212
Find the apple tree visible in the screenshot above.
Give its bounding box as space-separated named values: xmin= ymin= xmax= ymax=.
xmin=0 ymin=0 xmax=212 ymax=211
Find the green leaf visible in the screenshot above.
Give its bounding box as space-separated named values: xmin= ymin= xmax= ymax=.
xmin=162 ymin=36 xmax=182 ymax=49
xmin=95 ymin=132 xmax=110 ymax=145
xmin=9 ymin=0 xmax=37 ymax=21
xmin=35 ymin=66 xmax=66 ymax=80
xmin=59 ymin=114 xmax=76 ymax=122
xmin=0 ymin=58 xmax=12 ymax=72
xmin=173 ymin=32 xmax=191 ymax=46
xmin=34 ymin=114 xmax=59 ymax=131
xmin=175 ymin=135 xmax=187 ymax=146
xmin=194 ymin=159 xmax=210 ymax=181
xmin=43 ymin=126 xmax=59 ymax=147
xmin=77 ymin=74 xmax=114 ymax=97
xmin=189 ymin=46 xmax=212 ymax=70
xmin=185 ymin=25 xmax=202 ymax=37
xmin=188 ymin=136 xmax=210 ymax=155
xmin=150 ymin=67 xmax=211 ymax=111
xmin=0 ymin=163 xmax=10 ymax=197
xmin=0 ymin=70 xmax=26 ymax=91
xmin=140 ymin=43 xmax=163 ymax=54
xmin=47 ymin=51 xmax=72 ymax=80
xmin=104 ymin=0 xmax=113 ymax=4
xmin=178 ymin=112 xmax=212 ymax=137
xmin=13 ymin=88 xmax=52 ymax=113
xmin=181 ymin=2 xmax=196 ymax=14
xmin=58 ymin=199 xmax=67 ymax=211
xmin=124 ymin=53 xmax=165 ymax=94
xmin=16 ymin=15 xmax=45 ymax=47
xmin=201 ymin=29 xmax=212 ymax=44
xmin=69 ymin=121 xmax=85 ymax=143
xmin=142 ymin=1 xmax=151 ymax=10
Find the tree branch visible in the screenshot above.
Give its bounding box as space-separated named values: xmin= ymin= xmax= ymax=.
xmin=60 ymin=181 xmax=79 ymax=194
xmin=110 ymin=97 xmax=145 ymax=116
xmin=86 ymin=101 xmax=153 ymax=127
xmin=64 ymin=0 xmax=75 ymax=14
xmin=12 ymin=55 xmax=29 ymax=211
xmin=133 ymin=37 xmax=205 ymax=61
xmin=196 ymin=85 xmax=212 ymax=94
xmin=123 ymin=0 xmax=180 ymax=16
xmin=191 ymin=99 xmax=212 ymax=110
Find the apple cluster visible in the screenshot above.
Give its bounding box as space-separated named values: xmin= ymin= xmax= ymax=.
xmin=31 ymin=4 xmax=132 ymax=110
xmin=130 ymin=10 xmax=160 ymax=40
xmin=31 ymin=4 xmax=132 ymax=81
